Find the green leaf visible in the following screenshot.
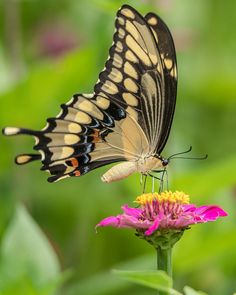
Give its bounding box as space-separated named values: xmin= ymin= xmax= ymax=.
xmin=113 ymin=270 xmax=182 ymax=294
xmin=0 ymin=204 xmax=62 ymax=295
xmin=184 ymin=286 xmax=208 ymax=295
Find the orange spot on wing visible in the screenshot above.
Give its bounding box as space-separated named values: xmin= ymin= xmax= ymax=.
xmin=71 ymin=158 xmax=78 ymax=167
xmin=92 ymin=130 xmax=101 ymax=143
xmin=74 ymin=171 xmax=81 ymax=176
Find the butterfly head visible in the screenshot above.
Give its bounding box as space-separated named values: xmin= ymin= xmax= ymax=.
xmin=161 ymin=158 xmax=169 ymax=167
xmin=152 ymin=155 xmax=169 ymax=169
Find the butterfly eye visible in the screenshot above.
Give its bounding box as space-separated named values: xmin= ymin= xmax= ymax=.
xmin=162 ymin=159 xmax=169 ymax=166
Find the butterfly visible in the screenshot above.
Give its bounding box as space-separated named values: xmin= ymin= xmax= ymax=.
xmin=2 ymin=5 xmax=177 ymax=183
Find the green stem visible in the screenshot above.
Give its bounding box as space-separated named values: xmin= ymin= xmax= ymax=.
xmin=156 ymin=246 xmax=172 ymax=295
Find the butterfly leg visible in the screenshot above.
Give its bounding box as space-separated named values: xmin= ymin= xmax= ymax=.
xmin=159 ymin=169 xmax=167 ymax=193
xmin=148 ymin=173 xmax=161 ymax=193
xmin=142 ymin=174 xmax=147 ymax=193
xmin=140 ymin=173 xmax=143 ymax=186
xmin=152 ymin=175 xmax=154 ymax=193
xmin=165 ymin=169 xmax=169 ymax=191
xmin=153 ymin=169 xmax=168 ymax=193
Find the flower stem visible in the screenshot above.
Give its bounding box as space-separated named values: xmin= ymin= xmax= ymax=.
xmin=156 ymin=246 xmax=172 ymax=295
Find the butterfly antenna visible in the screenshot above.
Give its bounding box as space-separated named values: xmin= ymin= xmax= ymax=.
xmin=168 ymin=146 xmax=192 ymax=160
xmin=170 ymin=154 xmax=208 ymax=161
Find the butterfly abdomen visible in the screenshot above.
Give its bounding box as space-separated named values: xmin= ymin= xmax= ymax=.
xmin=101 ymin=162 xmax=137 ymax=183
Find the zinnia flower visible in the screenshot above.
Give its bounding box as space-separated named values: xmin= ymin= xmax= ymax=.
xmin=97 ymin=191 xmax=227 ymax=236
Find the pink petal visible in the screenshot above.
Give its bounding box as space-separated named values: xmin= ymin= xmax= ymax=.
xmin=122 ymin=205 xmax=142 ymax=217
xmin=196 ymin=205 xmax=228 ymax=221
xmin=175 ymin=205 xmax=228 ymax=227
xmin=173 ymin=214 xmax=195 ymax=227
xmin=145 ymin=218 xmax=160 ymax=236
xmin=96 ymin=216 xmax=121 ymax=228
xmin=183 ymin=204 xmax=197 ymax=212
xmin=119 ymin=214 xmax=143 ymax=228
xmin=96 ymin=213 xmax=151 ymax=231
xmin=155 ymin=211 xmax=167 ymax=228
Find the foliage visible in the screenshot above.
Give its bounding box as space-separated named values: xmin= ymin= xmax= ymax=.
xmin=0 ymin=205 xmax=64 ymax=295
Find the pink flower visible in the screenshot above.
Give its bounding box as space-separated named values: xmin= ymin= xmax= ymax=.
xmin=97 ymin=191 xmax=227 ymax=236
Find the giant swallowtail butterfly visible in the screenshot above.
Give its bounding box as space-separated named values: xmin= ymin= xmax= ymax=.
xmin=3 ymin=5 xmax=177 ymax=183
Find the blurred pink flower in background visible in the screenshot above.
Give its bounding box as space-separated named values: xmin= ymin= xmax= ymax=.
xmin=35 ymin=21 xmax=79 ymax=59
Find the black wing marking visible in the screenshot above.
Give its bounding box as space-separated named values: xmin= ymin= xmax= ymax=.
xmin=145 ymin=12 xmax=177 ymax=154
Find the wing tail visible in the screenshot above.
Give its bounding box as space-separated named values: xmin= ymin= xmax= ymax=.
xmin=15 ymin=154 xmax=42 ymax=165
xmin=2 ymin=127 xmax=40 ymax=136
xmin=3 ymin=127 xmax=43 ymax=165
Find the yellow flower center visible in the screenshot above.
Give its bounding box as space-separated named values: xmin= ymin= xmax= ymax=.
xmin=135 ymin=191 xmax=189 ymax=205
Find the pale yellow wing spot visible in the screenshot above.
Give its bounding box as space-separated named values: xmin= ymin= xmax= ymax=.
xmin=101 ymin=80 xmax=119 ymax=95
xmin=164 ymin=58 xmax=173 ymax=70
xmin=125 ymin=50 xmax=138 ymax=63
xmin=45 ymin=133 xmax=80 ymax=146
xmin=170 ymin=67 xmax=177 ymax=78
xmin=124 ymin=61 xmax=138 ymax=79
xmin=118 ymin=28 xmax=125 ymax=39
xmin=147 ymin=17 xmax=158 ymax=26
xmin=108 ymin=68 xmax=123 ymax=83
xmin=75 ymin=111 xmax=92 ymax=124
xmin=95 ymin=96 xmax=110 ymax=109
xmin=113 ymin=53 xmax=123 ymax=68
xmin=115 ymin=41 xmax=123 ymax=53
xmin=64 ymin=134 xmax=80 ymax=145
xmin=49 ymin=120 xmax=81 ymax=133
xmin=122 ymin=92 xmax=138 ymax=107
xmin=68 ymin=123 xmax=82 ymax=133
xmin=124 ymin=78 xmax=138 ymax=93
xmin=120 ymin=7 xmax=135 ymax=19
xmin=117 ymin=16 xmax=125 ymax=25
xmin=50 ymin=147 xmax=74 ymax=161
xmin=16 ymin=155 xmax=33 ymax=164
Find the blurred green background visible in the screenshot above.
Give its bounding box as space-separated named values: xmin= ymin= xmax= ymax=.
xmin=0 ymin=0 xmax=236 ymax=294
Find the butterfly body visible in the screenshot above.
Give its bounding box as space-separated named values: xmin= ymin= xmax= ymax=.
xmin=3 ymin=5 xmax=177 ymax=183
xmin=101 ymin=155 xmax=163 ymax=183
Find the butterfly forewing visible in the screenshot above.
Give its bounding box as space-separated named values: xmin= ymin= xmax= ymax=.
xmin=95 ymin=5 xmax=167 ymax=153
xmin=145 ymin=13 xmax=177 ymax=154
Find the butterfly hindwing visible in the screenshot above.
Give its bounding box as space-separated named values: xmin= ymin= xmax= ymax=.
xmin=36 ymin=94 xmax=134 ymax=182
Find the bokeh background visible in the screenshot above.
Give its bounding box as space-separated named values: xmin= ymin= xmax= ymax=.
xmin=0 ymin=0 xmax=236 ymax=294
